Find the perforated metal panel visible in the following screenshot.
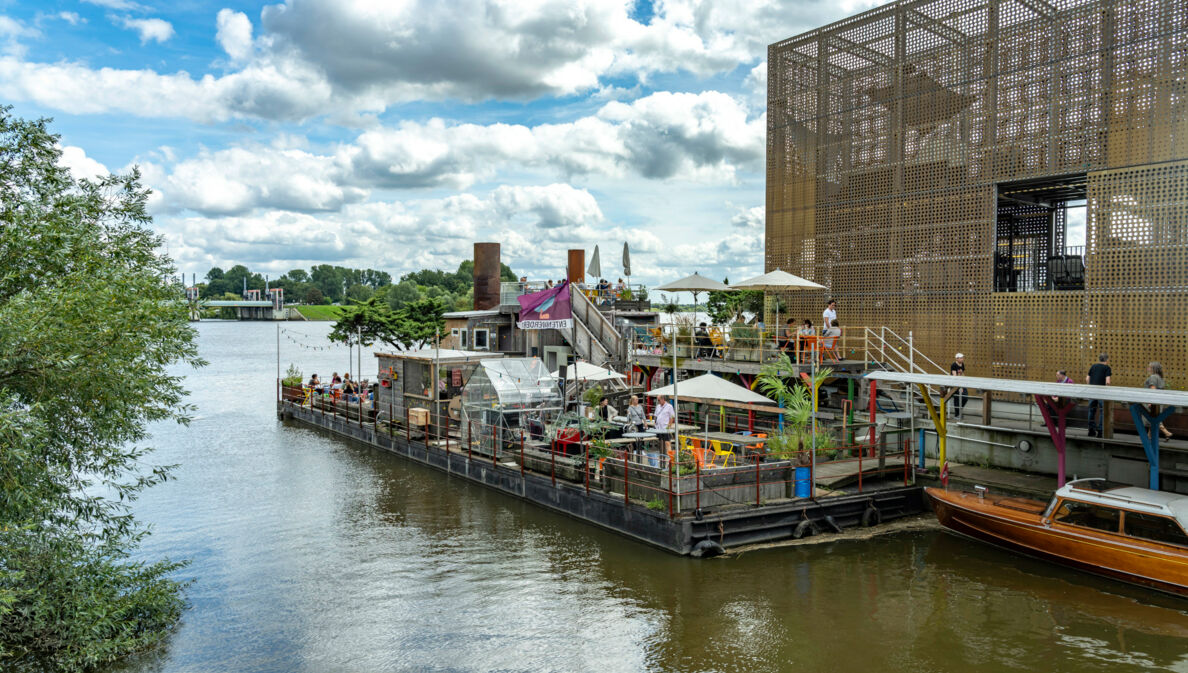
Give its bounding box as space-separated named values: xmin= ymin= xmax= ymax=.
xmin=767 ymin=0 xmax=1188 ymax=387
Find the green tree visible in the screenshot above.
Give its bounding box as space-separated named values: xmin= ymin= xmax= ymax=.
xmin=330 ymin=296 xmax=446 ymax=352
xmin=386 ymin=279 xmax=420 ymax=310
xmin=304 ymin=287 xmax=324 ymax=305
xmin=0 ymin=109 xmax=202 ymax=671
xmin=346 ymin=283 xmax=373 ymax=302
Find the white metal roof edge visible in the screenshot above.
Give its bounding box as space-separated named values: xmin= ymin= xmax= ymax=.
xmin=864 ymin=371 xmax=1188 ymax=406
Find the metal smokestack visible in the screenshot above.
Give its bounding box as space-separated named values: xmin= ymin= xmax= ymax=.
xmin=473 ymin=243 xmax=501 ymax=310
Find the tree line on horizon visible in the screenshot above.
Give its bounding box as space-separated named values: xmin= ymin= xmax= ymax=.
xmin=197 ymin=260 xmax=517 ymax=312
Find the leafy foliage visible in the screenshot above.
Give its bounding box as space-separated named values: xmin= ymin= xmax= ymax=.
xmin=0 ymin=108 xmax=202 ymax=671
xmin=706 ymin=279 xmax=764 ymax=325
xmin=754 ymin=354 xmax=834 ymax=462
xmin=329 ymin=295 xmax=447 ymax=352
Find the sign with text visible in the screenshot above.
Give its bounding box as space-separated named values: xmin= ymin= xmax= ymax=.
xmin=516 ymin=280 xmax=573 ymax=330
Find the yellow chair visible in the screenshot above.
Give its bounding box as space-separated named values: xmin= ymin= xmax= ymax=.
xmin=710 ymin=439 xmax=736 ymax=467
xmin=708 ymin=327 xmax=729 ymax=359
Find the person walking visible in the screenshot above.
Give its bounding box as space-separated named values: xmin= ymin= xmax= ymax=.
xmin=950 ymin=353 xmax=968 ymax=418
xmin=1085 ymin=353 xmax=1112 ymax=437
xmin=1145 ymin=362 xmax=1174 ymax=440
xmin=822 ymin=300 xmax=837 ymax=334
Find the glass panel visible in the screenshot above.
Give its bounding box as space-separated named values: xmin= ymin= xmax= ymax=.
xmin=1123 ymin=511 xmax=1188 ymax=547
xmin=1052 ymin=500 xmax=1121 ymax=533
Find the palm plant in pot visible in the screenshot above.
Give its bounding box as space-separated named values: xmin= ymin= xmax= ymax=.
xmin=754 ymin=353 xmax=834 ymax=465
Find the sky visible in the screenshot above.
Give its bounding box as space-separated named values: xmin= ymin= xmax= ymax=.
xmin=0 ymin=0 xmax=887 ymax=290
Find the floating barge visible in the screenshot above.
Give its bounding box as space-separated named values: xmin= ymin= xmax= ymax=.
xmin=277 ymin=395 xmax=926 ymax=555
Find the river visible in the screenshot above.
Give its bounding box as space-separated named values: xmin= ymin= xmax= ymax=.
xmin=114 ymin=321 xmax=1188 ymax=673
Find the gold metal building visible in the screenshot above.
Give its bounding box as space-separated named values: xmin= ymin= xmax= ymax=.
xmin=767 ymin=0 xmax=1188 ymax=387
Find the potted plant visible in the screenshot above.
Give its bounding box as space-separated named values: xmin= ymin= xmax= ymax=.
xmin=730 ymin=323 xmax=758 ymax=362
xmin=280 ymin=363 xmax=304 ymax=401
xmin=673 ymin=318 xmax=694 ymax=358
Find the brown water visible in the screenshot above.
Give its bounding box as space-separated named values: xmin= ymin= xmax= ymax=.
xmin=115 ymin=322 xmax=1188 ymax=673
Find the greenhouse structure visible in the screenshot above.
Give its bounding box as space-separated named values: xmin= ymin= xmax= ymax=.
xmin=460 ymin=358 xmax=565 ymax=459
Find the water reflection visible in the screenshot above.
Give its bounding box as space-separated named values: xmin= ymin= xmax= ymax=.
xmin=113 ymin=323 xmax=1188 ymax=673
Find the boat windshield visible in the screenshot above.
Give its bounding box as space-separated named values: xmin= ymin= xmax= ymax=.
xmin=1051 ymin=499 xmax=1122 ymax=534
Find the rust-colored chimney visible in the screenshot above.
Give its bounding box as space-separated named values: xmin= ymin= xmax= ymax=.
xmin=567 ymin=249 xmax=585 ymax=285
xmin=473 ymin=242 xmax=501 ymax=310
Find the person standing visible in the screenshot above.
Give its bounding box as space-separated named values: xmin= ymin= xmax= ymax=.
xmin=1145 ymin=362 xmax=1173 ymax=440
xmin=1086 ymin=353 xmax=1112 ymax=437
xmin=822 ymin=300 xmax=837 ymax=334
xmin=654 ymin=394 xmax=676 ymax=453
xmin=950 ymin=353 xmax=968 ymax=418
xmin=626 ymin=395 xmax=646 ymax=432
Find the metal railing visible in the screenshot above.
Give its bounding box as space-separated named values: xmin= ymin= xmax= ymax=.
xmin=279 ymin=379 xmax=918 ymax=520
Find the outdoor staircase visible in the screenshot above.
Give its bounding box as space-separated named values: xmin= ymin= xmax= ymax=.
xmin=861 ymin=327 xmax=950 ymax=427
xmin=564 ymin=285 xmax=623 ymax=367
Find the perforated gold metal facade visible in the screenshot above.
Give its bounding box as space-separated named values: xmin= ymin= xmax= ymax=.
xmin=767 ymin=0 xmax=1188 ymax=387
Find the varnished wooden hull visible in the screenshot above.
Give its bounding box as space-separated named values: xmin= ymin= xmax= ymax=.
xmin=926 ymin=487 xmax=1188 ymax=597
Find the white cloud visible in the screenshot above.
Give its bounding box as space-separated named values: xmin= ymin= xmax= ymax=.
xmin=216 ymin=9 xmax=252 ymax=63
xmin=58 ymin=145 xmax=108 ymax=182
xmin=731 ymin=205 xmax=764 ymax=229
xmin=118 ymin=16 xmax=175 ymax=44
xmin=82 ymin=0 xmax=147 ymax=10
xmin=342 ymin=90 xmax=764 ymax=190
xmin=146 ymin=145 xmax=366 ymax=216
xmin=0 ymin=0 xmax=886 ymax=122
xmin=157 ymin=183 xmax=613 ymax=278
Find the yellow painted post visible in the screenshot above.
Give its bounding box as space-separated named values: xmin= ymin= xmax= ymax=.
xmin=918 ymin=383 xmax=948 ymax=468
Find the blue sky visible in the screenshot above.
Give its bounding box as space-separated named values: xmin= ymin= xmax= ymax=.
xmin=1 ymin=0 xmax=884 ymax=289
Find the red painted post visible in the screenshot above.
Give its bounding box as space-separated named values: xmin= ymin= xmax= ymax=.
xmin=445 ymin=415 xmax=450 ymax=453
xmin=748 ymin=408 xmax=754 ymax=432
xmin=406 ymin=408 xmax=411 ymax=445
xmin=389 ymin=402 xmax=393 ymax=439
xmin=467 ymin=421 xmax=473 ymax=460
xmin=492 ymin=422 xmax=498 ymax=468
xmin=858 ymin=444 xmax=863 ymax=493
xmin=358 ymin=395 xmax=363 ymax=428
xmin=550 ymin=439 xmax=556 ymax=486
xmin=695 ymin=454 xmax=701 ymax=512
xmin=584 ymin=440 xmax=590 ymax=495
xmin=869 ymin=379 xmax=877 ymax=449
xmin=520 ymin=433 xmax=525 ymax=477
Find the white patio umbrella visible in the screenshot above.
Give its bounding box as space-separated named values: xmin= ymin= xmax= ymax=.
xmin=622 ymin=242 xmax=631 ymax=279
xmin=651 ymin=272 xmax=735 ymax=510
xmin=648 ymin=373 xmax=773 ymax=447
xmin=730 ymin=269 xmax=824 ymax=337
xmin=587 ymin=245 xmax=602 ymax=279
xmin=731 ymin=268 xmax=826 ymax=494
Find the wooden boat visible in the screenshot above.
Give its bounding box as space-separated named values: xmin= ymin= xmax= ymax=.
xmin=927 ymin=478 xmax=1188 ymax=596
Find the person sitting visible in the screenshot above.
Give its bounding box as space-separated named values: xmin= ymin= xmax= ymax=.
xmin=822 ymin=319 xmax=840 ymax=339
xmin=694 ymin=322 xmax=714 ymax=358
xmin=596 ymin=397 xmax=617 ymax=421
xmin=331 ymin=372 xmax=341 ymax=385
xmin=308 ymin=373 xmax=321 ymax=389
xmin=795 ymin=319 xmax=816 ymax=360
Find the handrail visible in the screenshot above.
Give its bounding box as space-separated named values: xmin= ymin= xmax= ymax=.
xmin=862 ymin=326 xmax=945 ymax=376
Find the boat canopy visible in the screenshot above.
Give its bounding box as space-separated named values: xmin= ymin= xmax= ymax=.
xmin=1060 ymin=478 xmax=1188 ymax=527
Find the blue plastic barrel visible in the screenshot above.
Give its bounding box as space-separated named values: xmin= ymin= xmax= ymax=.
xmin=794 ymin=467 xmax=811 ymax=498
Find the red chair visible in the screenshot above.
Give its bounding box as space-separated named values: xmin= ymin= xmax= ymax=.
xmin=553 ymin=427 xmax=581 ymax=456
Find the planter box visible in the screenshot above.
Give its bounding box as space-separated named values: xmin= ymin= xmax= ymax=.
xmin=675 ymin=344 xmax=693 ymax=358
xmin=729 ymin=347 xmax=757 ymax=362
xmin=614 ymin=300 xmax=651 ymax=311
xmin=600 ymin=459 xmax=796 ymax=511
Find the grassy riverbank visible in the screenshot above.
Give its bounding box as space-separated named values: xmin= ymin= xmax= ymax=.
xmin=294 ymin=305 xmax=347 ymax=320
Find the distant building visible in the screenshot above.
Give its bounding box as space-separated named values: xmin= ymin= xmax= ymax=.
xmin=766 ymin=0 xmax=1188 ymax=385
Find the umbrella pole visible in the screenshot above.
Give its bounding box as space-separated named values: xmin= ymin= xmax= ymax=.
xmin=673 ymin=307 xmax=680 ymax=514
xmin=811 ymin=355 xmax=817 ymax=498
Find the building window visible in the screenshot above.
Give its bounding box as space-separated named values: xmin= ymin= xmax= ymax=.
xmin=459 ymin=329 xmax=468 ymax=349
xmin=451 ymin=328 xmax=460 ymax=346
xmin=994 ymin=175 xmax=1086 ymax=292
xmin=473 ymin=328 xmax=489 ymax=350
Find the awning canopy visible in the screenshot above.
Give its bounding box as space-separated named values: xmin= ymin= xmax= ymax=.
xmin=730 ymin=269 xmax=824 ymax=291
xmin=865 ymin=371 xmax=1188 ymax=407
xmin=646 ymin=373 xmax=772 ymax=405
xmin=557 ymin=361 xmax=626 ymax=382
xmin=655 ymin=272 xmax=732 ymax=293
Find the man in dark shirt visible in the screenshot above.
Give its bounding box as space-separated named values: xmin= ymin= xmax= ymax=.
xmin=950 ymin=353 xmax=967 ymax=418
xmin=1085 ymin=353 xmax=1112 ymax=437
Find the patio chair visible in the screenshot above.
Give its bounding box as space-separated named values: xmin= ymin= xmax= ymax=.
xmin=745 ymin=432 xmax=767 ymax=457
xmin=820 ymin=334 xmax=841 ymax=362
xmin=681 ymin=436 xmax=711 ymax=468
xmin=710 ymin=439 xmax=736 ymax=467
xmin=708 ymin=327 xmax=729 ymax=359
